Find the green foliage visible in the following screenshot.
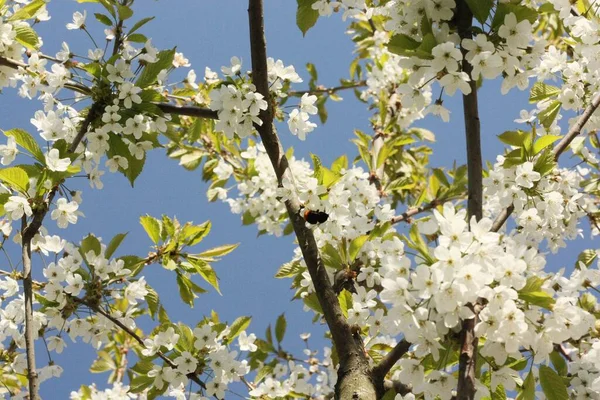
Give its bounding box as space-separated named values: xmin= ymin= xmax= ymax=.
xmin=518 ymin=276 xmax=555 ymax=310
xmin=539 ymin=365 xmax=569 ymax=400
xmin=465 ymin=0 xmax=493 ymax=24
xmin=275 ymin=313 xmax=287 ymax=343
xmin=136 ymin=48 xmax=176 ymax=88
xmin=296 ymin=0 xmax=319 ymax=36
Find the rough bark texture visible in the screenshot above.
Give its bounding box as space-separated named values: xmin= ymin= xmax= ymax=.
xmin=455 ymin=2 xmax=481 ymax=399
xmin=247 ymin=1 xmax=376 ymax=398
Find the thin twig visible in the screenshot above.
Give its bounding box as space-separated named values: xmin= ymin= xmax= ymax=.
xmin=491 ymin=91 xmax=600 ymax=233
xmin=288 ymin=81 xmax=366 ymax=97
xmin=73 ymin=297 xmax=207 ymax=389
xmin=390 ymin=195 xmax=466 ymax=224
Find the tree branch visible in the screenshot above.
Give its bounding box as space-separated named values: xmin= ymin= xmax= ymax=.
xmin=491 ymin=91 xmax=600 ymax=233
xmin=247 ymin=2 xmax=375 ymax=398
xmin=455 ymin=2 xmax=482 ymax=398
xmin=390 ymin=194 xmax=466 ymax=224
xmin=383 ymin=379 xmax=412 ymax=396
xmin=72 ymin=297 xmax=207 ymax=389
xmin=288 ymin=81 xmax=366 ymax=97
xmin=21 ymin=216 xmax=39 ymax=400
xmin=154 ymin=102 xmax=218 ymax=119
xmin=372 ymin=339 xmax=410 ymax=380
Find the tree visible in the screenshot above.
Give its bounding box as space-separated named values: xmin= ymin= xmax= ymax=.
xmin=0 ymin=0 xmax=599 ymax=399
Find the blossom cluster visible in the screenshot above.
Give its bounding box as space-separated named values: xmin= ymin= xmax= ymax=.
xmin=484 ymin=157 xmax=590 ymax=253
xmin=208 ymin=56 xmax=320 ymax=141
xmin=220 ymin=143 xmax=313 ymax=236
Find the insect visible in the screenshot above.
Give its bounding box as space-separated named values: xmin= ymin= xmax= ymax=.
xmin=303 ymin=209 xmax=329 ymax=224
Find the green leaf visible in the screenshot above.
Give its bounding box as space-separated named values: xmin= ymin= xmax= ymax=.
xmin=387 ymin=34 xmax=421 ymax=53
xmin=538 ymin=100 xmax=562 ymax=129
xmin=136 ymin=48 xmax=176 ymax=88
xmin=8 ymin=0 xmax=45 ymax=21
xmin=188 ymin=258 xmax=220 ymax=294
xmin=296 ymin=0 xmax=319 ymax=36
xmin=517 ymin=370 xmax=535 ymax=400
xmin=89 ymin=351 xmax=116 ymax=373
xmin=331 ymin=155 xmax=348 ymax=174
xmin=533 ymin=135 xmax=562 ymax=155
xmin=180 ymin=221 xmax=210 ymax=246
xmin=498 ymin=130 xmax=529 ymax=147
xmin=14 ymin=26 xmax=39 ymax=50
xmin=107 ymin=133 xmax=146 ymax=185
xmin=105 ymin=233 xmax=127 ymax=259
xmin=197 ymin=243 xmax=238 ymax=258
xmin=550 ymin=351 xmax=568 ymax=376
xmin=129 ymin=16 xmax=155 ymax=35
xmin=140 ymin=215 xmax=161 ymax=244
xmin=529 ymin=82 xmax=561 ymax=103
xmin=116 ymin=4 xmax=133 ymax=20
xmin=4 ymin=128 xmax=43 ymax=162
xmin=94 ymin=12 xmax=113 ymax=26
xmin=576 ymin=249 xmax=597 ymax=268
xmin=518 ymin=276 xmax=555 ymax=310
xmin=275 ymin=260 xmax=303 ymax=278
xmin=492 ymin=3 xmax=538 ymax=29
xmin=275 ymin=314 xmax=286 ymax=343
xmin=145 ymin=286 xmax=159 ymax=319
xmin=337 ymin=289 xmax=353 ymax=318
xmin=127 ymin=33 xmax=147 ymax=43
xmin=129 ymin=375 xmax=154 ymax=393
xmin=465 ymin=0 xmax=493 ymax=24
xmin=539 ymin=365 xmax=569 ymax=400
xmin=349 ymin=235 xmax=368 ymax=261
xmin=227 ymin=316 xmax=251 ymax=343
xmin=80 ymin=234 xmax=102 ymax=258
xmin=176 ymin=272 xmax=196 ymax=307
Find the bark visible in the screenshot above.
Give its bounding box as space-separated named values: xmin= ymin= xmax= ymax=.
xmin=247 ymin=1 xmax=376 ymax=398
xmin=455 ymin=2 xmax=482 ymax=398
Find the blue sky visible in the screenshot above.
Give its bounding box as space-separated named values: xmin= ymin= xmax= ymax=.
xmin=0 ymin=1 xmax=590 ymax=398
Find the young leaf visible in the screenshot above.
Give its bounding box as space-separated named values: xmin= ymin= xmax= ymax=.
xmin=296 ymin=0 xmax=319 ymax=36
xmin=94 ymin=12 xmax=113 ymax=26
xmin=105 ymin=232 xmax=127 ymax=259
xmin=129 ymin=16 xmax=155 ymax=35
xmin=538 ymin=100 xmax=561 ymax=129
xmin=533 ymin=135 xmax=561 ymax=155
xmin=140 ymin=215 xmax=161 ymax=244
xmin=3 ymin=128 xmax=44 ymax=162
xmin=136 ymin=48 xmax=176 ymax=88
xmin=348 ymin=235 xmax=368 ymax=261
xmin=227 ymin=316 xmax=252 ymax=342
xmin=14 ymin=26 xmax=39 ymax=50
xmin=517 ymin=370 xmax=535 ymax=400
xmin=197 ymin=243 xmax=238 ymax=258
xmin=7 ymin=0 xmax=45 ymax=21
xmin=188 ymin=258 xmax=220 ymax=294
xmin=539 ymin=365 xmax=569 ymax=400
xmin=529 ymin=82 xmax=561 ymax=103
xmin=275 ymin=314 xmax=286 ymax=343
xmin=465 ymin=0 xmax=493 ymax=24
xmin=176 ymin=272 xmax=196 ymax=307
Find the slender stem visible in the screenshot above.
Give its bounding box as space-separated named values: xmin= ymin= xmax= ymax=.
xmin=21 ymin=216 xmax=39 ymax=400
xmin=390 ymin=194 xmax=466 ymax=224
xmin=491 ymin=91 xmax=600 ymax=233
xmin=288 ymin=81 xmax=366 ymax=97
xmin=72 ymin=297 xmax=207 ymax=389
xmin=455 ymin=2 xmax=481 ymax=398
